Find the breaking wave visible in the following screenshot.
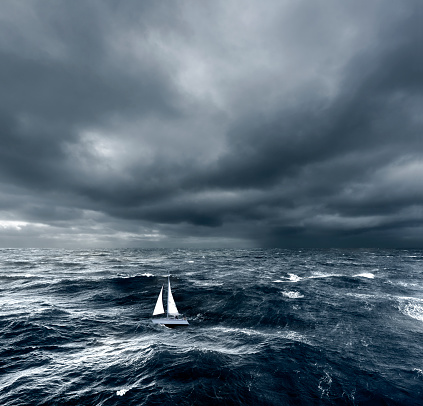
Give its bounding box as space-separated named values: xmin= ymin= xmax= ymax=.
xmin=282 ymin=291 xmax=304 ymax=299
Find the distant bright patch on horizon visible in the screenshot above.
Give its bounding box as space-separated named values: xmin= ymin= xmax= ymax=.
xmin=0 ymin=221 xmax=37 ymax=230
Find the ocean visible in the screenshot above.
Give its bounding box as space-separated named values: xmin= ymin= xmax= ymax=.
xmin=0 ymin=248 xmax=422 ymax=405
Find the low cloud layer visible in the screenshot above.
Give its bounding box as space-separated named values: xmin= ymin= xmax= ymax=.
xmin=0 ymin=0 xmax=422 ymax=248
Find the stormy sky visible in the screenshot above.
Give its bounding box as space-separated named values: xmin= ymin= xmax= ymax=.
xmin=0 ymin=0 xmax=422 ymax=248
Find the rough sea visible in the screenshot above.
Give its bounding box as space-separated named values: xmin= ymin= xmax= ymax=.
xmin=1 ymin=248 xmax=422 ymax=405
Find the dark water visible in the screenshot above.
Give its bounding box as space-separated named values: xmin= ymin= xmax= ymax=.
xmin=1 ymin=249 xmax=423 ymax=405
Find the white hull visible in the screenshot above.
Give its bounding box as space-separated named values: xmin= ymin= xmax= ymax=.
xmin=152 ymin=318 xmax=189 ymax=326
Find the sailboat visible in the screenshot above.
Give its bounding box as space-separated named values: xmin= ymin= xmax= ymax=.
xmin=152 ymin=276 xmax=189 ymax=327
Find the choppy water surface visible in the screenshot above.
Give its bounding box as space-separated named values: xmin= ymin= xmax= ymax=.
xmin=1 ymin=248 xmax=423 ymax=405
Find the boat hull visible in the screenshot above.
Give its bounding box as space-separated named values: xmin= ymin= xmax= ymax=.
xmin=152 ymin=318 xmax=189 ymax=327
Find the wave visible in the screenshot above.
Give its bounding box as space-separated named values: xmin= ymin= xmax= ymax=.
xmin=116 ymin=272 xmax=154 ymax=278
xmin=413 ymin=368 xmax=423 ymax=378
xmin=273 ymin=273 xmax=302 ymax=283
xmin=282 ymin=291 xmax=304 ymax=299
xmin=2 ymin=248 xmax=423 ymax=405
xmin=397 ymin=298 xmax=423 ymax=322
xmin=308 ymin=272 xmax=344 ymax=279
xmin=353 ymin=272 xmax=375 ymax=279
xmin=116 ymin=387 xmax=132 ymax=396
xmin=288 ymin=273 xmax=301 ymax=282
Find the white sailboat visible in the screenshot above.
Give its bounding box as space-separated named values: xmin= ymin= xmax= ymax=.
xmin=152 ymin=276 xmax=189 ymax=327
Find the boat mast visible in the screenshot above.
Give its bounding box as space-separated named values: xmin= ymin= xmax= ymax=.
xmin=167 ymin=275 xmax=180 ymax=318
xmin=167 ymin=275 xmax=170 ymax=318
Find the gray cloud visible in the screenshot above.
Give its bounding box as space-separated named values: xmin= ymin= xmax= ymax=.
xmin=0 ymin=0 xmax=422 ymax=248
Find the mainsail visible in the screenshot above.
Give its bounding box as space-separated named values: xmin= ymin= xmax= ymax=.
xmin=167 ymin=276 xmax=179 ymax=316
xmin=152 ymin=286 xmax=164 ymax=315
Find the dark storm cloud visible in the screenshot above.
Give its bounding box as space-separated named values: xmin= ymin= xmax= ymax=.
xmin=0 ymin=0 xmax=422 ymax=247
xmin=0 ymin=0 xmax=180 ymax=189
xmin=208 ymin=12 xmax=423 ymax=190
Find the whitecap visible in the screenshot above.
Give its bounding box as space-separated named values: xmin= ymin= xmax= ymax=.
xmin=282 ymin=291 xmax=304 ymax=299
xmin=413 ymin=368 xmax=423 ymax=378
xmin=308 ymin=273 xmax=343 ymax=279
xmin=118 ymin=272 xmax=154 ymax=278
xmin=273 ymin=273 xmax=301 ymax=283
xmin=354 ymin=273 xmax=375 ymax=279
xmin=398 ymin=300 xmax=423 ymax=322
xmin=288 ymin=273 xmax=301 ymax=282
xmin=116 ymin=388 xmax=129 ymax=396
